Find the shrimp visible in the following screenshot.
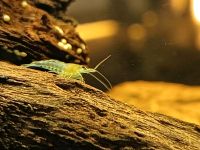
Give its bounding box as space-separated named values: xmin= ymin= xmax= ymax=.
xmin=22 ymin=56 xmax=112 ymax=90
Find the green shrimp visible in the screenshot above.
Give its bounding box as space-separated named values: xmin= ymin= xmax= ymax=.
xmin=22 ymin=56 xmax=112 ymax=90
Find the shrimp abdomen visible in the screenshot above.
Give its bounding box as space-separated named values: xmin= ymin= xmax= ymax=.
xmin=23 ymin=59 xmax=66 ymax=74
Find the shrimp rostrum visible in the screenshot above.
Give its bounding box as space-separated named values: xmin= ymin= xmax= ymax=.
xmin=22 ymin=56 xmax=112 ymax=90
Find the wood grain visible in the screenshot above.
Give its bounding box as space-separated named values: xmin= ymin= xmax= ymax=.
xmin=0 ymin=62 xmax=200 ymax=149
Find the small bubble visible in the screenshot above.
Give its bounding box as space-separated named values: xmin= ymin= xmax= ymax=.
xmin=53 ymin=25 xmax=64 ymax=36
xmin=86 ymin=57 xmax=90 ymax=63
xmin=61 ymin=38 xmax=67 ymax=44
xmin=64 ymin=44 xmax=72 ymax=50
xmin=58 ymin=41 xmax=64 ymax=48
xmin=76 ymin=48 xmax=82 ymax=54
xmin=80 ymin=44 xmax=86 ymax=50
xmin=3 ymin=14 xmax=11 ymax=22
xmin=13 ymin=50 xmax=27 ymax=57
xmin=13 ymin=50 xmax=20 ymax=55
xmin=20 ymin=52 xmax=27 ymax=57
xmin=21 ymin=1 xmax=28 ymax=8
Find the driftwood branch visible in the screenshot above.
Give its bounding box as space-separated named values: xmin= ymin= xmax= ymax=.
xmin=0 ymin=62 xmax=200 ymax=149
xmin=1 ymin=1 xmax=200 ymax=149
xmin=32 ymin=0 xmax=75 ymax=13
xmin=0 ymin=0 xmax=88 ymax=65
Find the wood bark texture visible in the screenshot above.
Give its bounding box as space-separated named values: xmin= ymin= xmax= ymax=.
xmin=1 ymin=0 xmax=200 ymax=150
xmin=0 ymin=0 xmax=88 ymax=65
xmin=0 ymin=62 xmax=200 ymax=150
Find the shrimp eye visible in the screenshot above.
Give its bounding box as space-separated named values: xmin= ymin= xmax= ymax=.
xmin=82 ymin=66 xmax=87 ymax=69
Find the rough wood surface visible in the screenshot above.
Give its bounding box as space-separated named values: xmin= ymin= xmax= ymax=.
xmin=0 ymin=0 xmax=88 ymax=65
xmin=31 ymin=0 xmax=75 ymax=21
xmin=0 ymin=62 xmax=200 ymax=150
xmin=32 ymin=0 xmax=74 ymax=13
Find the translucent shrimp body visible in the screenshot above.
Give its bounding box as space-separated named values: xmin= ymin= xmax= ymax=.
xmin=23 ymin=58 xmax=112 ymax=90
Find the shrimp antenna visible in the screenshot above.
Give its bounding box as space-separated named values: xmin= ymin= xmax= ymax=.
xmin=94 ymin=70 xmax=112 ymax=89
xmin=87 ymin=73 xmax=111 ymax=91
xmin=94 ymin=55 xmax=111 ymax=70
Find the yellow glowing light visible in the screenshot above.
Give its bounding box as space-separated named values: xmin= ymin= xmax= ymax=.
xmin=76 ymin=20 xmax=119 ymax=41
xmin=170 ymin=0 xmax=187 ymax=15
xmin=127 ymin=24 xmax=146 ymax=41
xmin=191 ymin=0 xmax=200 ymax=50
xmin=142 ymin=11 xmax=158 ymax=27
xmin=191 ymin=0 xmax=200 ymax=24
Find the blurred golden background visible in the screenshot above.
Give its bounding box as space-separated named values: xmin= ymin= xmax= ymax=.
xmin=68 ymin=0 xmax=200 ymax=85
xmin=67 ymin=0 xmax=200 ymax=124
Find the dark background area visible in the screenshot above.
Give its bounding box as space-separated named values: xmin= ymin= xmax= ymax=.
xmin=67 ymin=0 xmax=200 ymax=89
